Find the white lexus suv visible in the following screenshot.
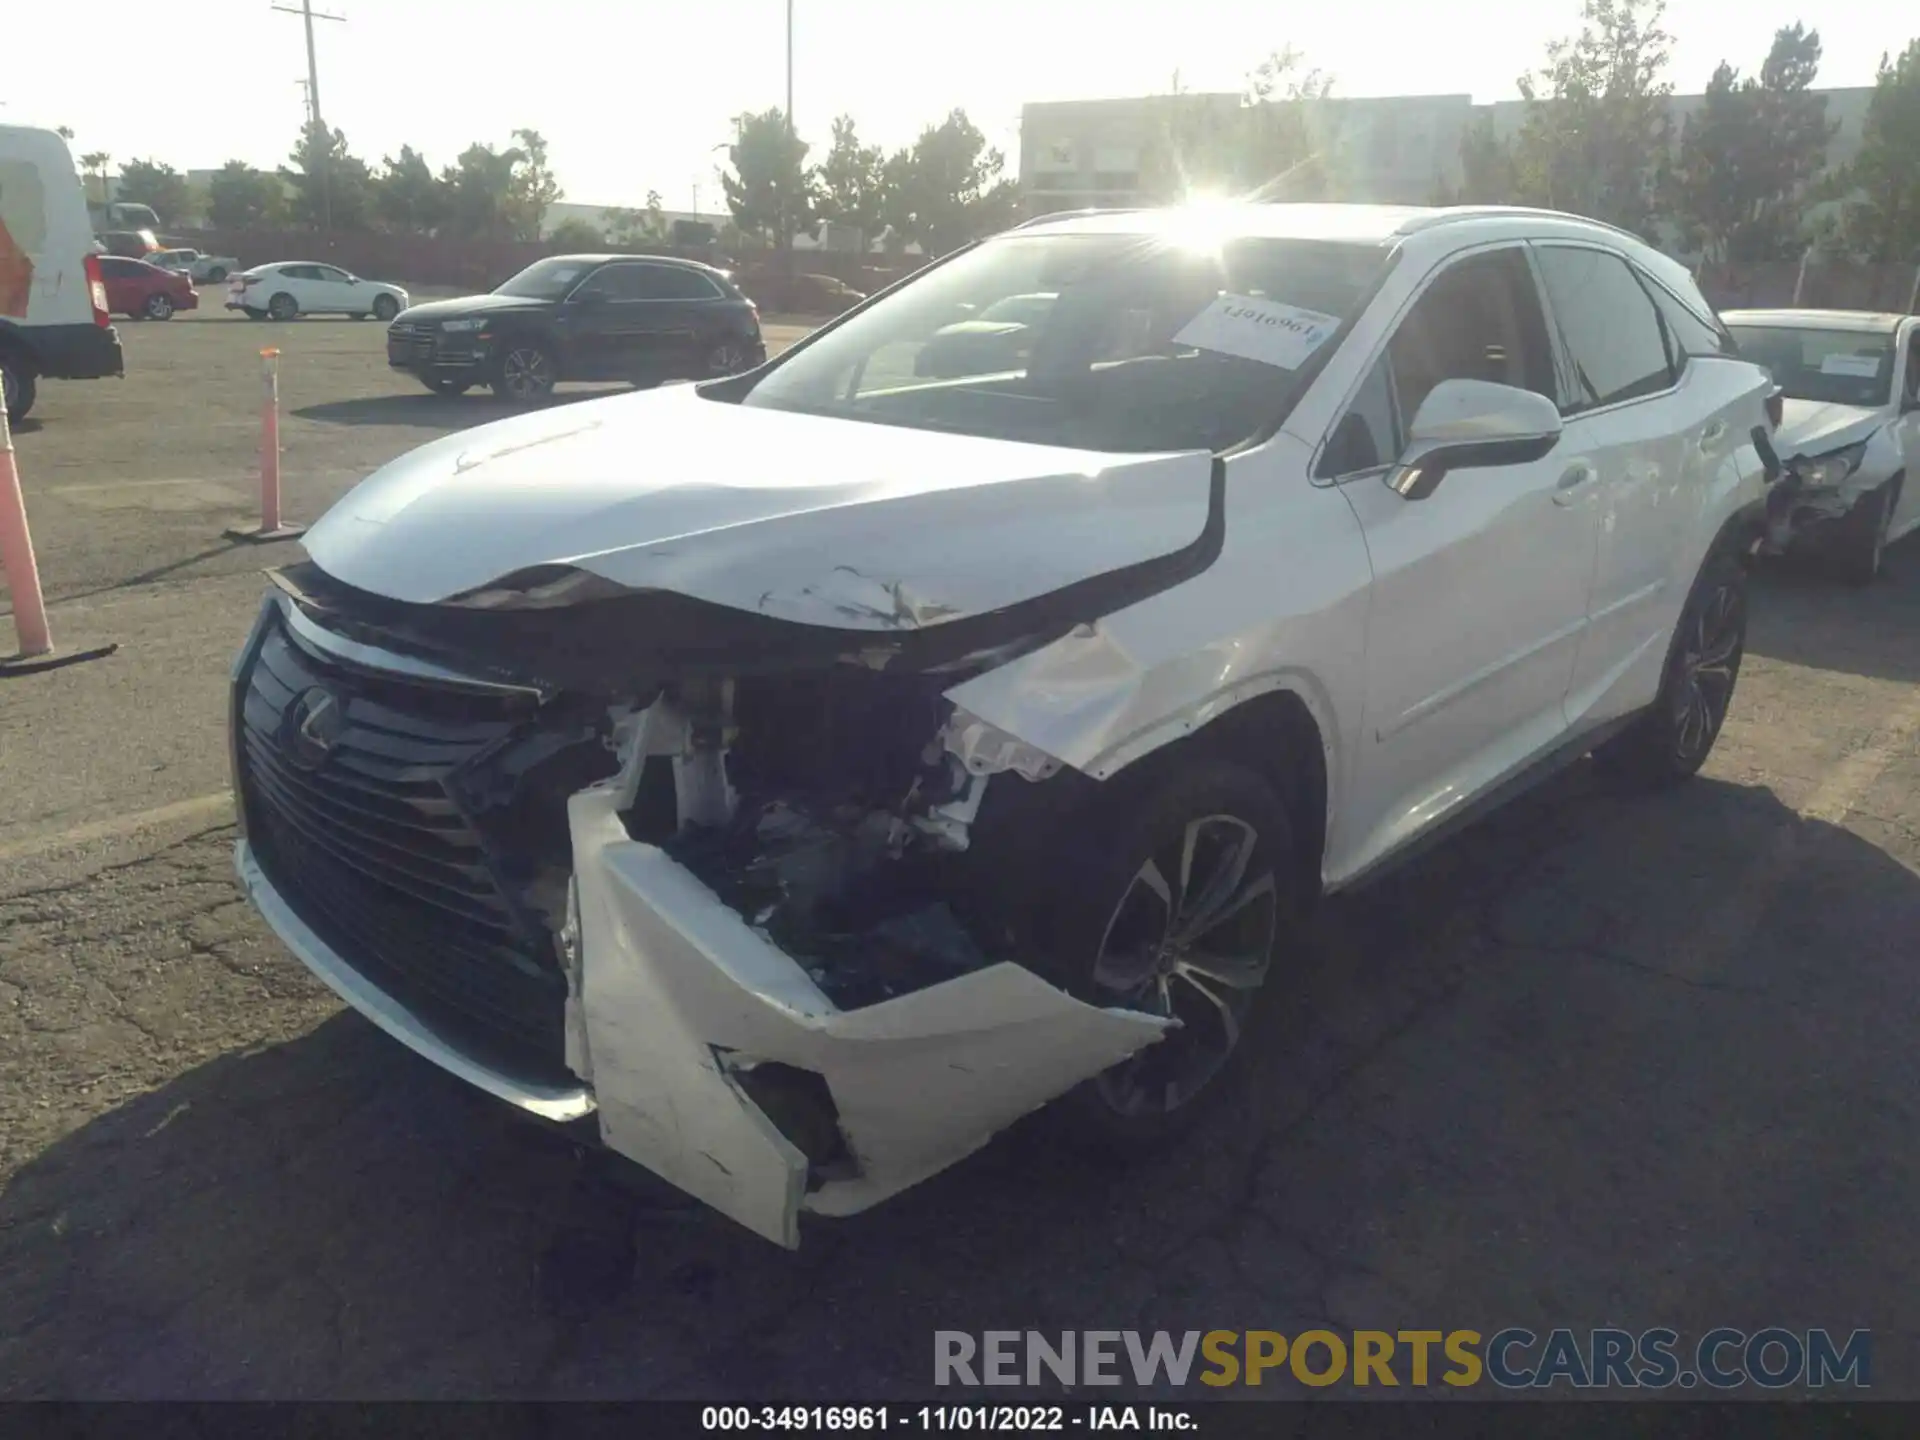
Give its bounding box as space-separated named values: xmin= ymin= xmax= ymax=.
xmin=229 ymin=203 xmax=1781 ymax=1247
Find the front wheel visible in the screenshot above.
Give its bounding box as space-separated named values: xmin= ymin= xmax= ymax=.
xmin=145 ymin=293 xmax=175 ymax=321
xmin=1 ymin=356 xmax=35 ymax=424
xmin=493 ymin=343 xmax=557 ymax=404
xmin=206 ymin=266 xmax=228 ymax=283
xmin=372 ymin=294 xmax=400 ymax=323
xmin=1034 ymin=759 xmax=1296 ymax=1152
xmin=1594 ymin=547 xmax=1747 ymax=790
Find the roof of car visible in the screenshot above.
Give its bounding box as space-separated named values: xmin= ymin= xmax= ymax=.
xmin=1720 ymin=308 xmax=1907 ymax=333
xmin=549 ymin=253 xmax=724 ymax=273
xmin=1010 ymin=202 xmax=1649 ymax=248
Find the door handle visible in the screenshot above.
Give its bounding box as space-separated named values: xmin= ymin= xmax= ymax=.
xmin=1552 ymin=464 xmax=1595 ymax=506
xmin=1698 ymin=419 xmax=1728 ymax=451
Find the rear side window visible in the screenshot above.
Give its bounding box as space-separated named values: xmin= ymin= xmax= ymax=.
xmin=1533 ymin=246 xmax=1675 ymax=413
xmin=1641 ymin=276 xmax=1737 ymax=361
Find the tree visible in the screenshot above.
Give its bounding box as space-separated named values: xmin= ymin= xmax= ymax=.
xmin=721 ymin=108 xmax=815 ymax=248
xmin=1664 ymin=25 xmax=1835 ymax=261
xmin=812 ymin=115 xmax=886 ymax=248
xmin=507 ymin=128 xmax=562 ymax=241
xmin=1440 ymin=111 xmax=1518 ymax=204
xmin=283 ymin=120 xmax=374 ymax=230
xmin=885 ymin=109 xmax=1016 ymax=257
xmin=56 ymin=127 xmax=74 ymax=141
xmin=439 ymin=142 xmax=524 ymax=242
xmin=114 ymin=159 xmax=191 ymax=224
xmin=1511 ymin=0 xmax=1674 ymax=235
xmin=78 ymin=152 xmax=111 ymax=206
xmin=1836 ymin=39 xmax=1920 ymax=262
xmin=1140 ymin=50 xmax=1337 ymax=203
xmin=547 ymin=217 xmax=607 ymax=249
xmin=605 ymin=191 xmax=668 ymax=246
xmin=207 ymin=161 xmax=284 ymax=231
xmin=373 ymin=146 xmax=447 ymax=234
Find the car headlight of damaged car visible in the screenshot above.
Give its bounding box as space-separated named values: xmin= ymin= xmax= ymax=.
xmin=1789 ymin=438 xmax=1870 ymax=489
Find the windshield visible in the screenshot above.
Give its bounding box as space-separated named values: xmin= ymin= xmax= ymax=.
xmin=494 ymin=257 xmax=596 ymax=301
xmin=1727 ymin=325 xmax=1896 ymax=407
xmin=740 ymin=231 xmax=1389 ymax=453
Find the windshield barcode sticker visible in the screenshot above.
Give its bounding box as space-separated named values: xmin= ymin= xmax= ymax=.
xmin=1172 ymin=294 xmax=1342 ymax=370
xmin=1819 ymin=353 xmax=1882 ymax=378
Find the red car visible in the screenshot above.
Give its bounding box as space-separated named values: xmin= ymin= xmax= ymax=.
xmin=97 ymin=255 xmax=199 ymax=321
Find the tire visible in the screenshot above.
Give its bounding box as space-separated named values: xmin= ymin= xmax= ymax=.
xmin=705 ymin=339 xmax=752 ymax=376
xmin=423 ymin=377 xmax=473 ymax=396
xmin=372 ymin=294 xmax=400 ymax=323
xmin=1593 ymin=546 xmax=1747 ymax=790
xmin=1029 ymin=758 xmax=1298 ymax=1152
xmin=145 ymin=293 xmax=175 ymax=321
xmin=206 ymin=267 xmax=227 ymax=283
xmin=267 ymin=292 xmax=298 ymax=322
xmin=1 ymin=355 xmax=35 ymax=424
xmin=493 ymin=342 xmax=557 ymax=403
xmin=1832 ymin=480 xmax=1897 ymax=586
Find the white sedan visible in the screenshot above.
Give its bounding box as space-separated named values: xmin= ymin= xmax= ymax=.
xmin=226 ymin=262 xmax=409 ymax=322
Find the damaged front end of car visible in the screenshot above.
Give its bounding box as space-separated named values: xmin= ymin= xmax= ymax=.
xmin=229 ymin=556 xmax=1189 ymax=1248
xmin=1760 ymin=436 xmax=1886 ymax=555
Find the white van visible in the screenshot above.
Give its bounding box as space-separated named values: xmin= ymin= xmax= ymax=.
xmin=0 ymin=124 xmax=125 ymax=422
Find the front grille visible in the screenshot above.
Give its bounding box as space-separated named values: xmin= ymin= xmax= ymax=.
xmin=386 ymin=321 xmax=435 ymax=364
xmin=237 ymin=614 xmax=572 ymax=1084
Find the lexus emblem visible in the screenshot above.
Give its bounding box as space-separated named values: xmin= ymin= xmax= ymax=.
xmin=283 ymin=686 xmax=345 ymax=771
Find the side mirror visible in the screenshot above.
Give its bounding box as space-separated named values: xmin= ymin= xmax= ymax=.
xmin=1389 ymin=379 xmax=1564 ymax=501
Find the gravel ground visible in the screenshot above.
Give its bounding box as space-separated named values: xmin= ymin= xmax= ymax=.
xmin=2 ymin=308 xmax=1918 ymax=1399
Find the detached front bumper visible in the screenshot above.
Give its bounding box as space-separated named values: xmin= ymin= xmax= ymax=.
xmin=230 ymin=593 xmax=1168 ymax=1248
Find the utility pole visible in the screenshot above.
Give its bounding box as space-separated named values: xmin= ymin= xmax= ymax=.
xmin=783 ymin=0 xmax=796 ymax=290
xmin=272 ymin=0 xmax=345 ymax=230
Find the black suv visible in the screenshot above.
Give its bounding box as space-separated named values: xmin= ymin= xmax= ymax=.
xmin=386 ymin=254 xmax=766 ymax=403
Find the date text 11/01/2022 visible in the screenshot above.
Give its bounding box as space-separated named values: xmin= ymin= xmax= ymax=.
xmin=702 ymin=1408 xmax=1192 ymax=1432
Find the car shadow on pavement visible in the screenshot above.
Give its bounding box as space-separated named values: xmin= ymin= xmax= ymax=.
xmin=1746 ymin=533 xmax=1920 ymax=685
xmin=293 ymin=390 xmax=611 ymax=430
xmin=5 ymin=771 xmax=1920 ymax=1399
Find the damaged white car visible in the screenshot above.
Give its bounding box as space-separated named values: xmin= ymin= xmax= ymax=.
xmin=1722 ymin=309 xmax=1920 ymax=583
xmin=231 ymin=202 xmax=1781 ymax=1248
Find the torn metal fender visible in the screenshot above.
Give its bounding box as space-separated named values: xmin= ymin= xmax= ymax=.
xmin=567 ymin=787 xmax=1170 ymax=1248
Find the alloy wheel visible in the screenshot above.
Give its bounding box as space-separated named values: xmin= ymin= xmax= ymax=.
xmin=146 ymin=294 xmax=173 ymax=320
xmin=501 ymin=347 xmax=554 ymax=401
xmin=1088 ymin=814 xmax=1278 ymax=1117
xmin=1673 ymin=580 xmax=1743 ymax=763
xmin=708 ymin=342 xmax=749 ymax=376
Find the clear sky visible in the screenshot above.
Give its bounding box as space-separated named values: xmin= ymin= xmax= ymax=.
xmin=1 ymin=0 xmax=1907 ymax=213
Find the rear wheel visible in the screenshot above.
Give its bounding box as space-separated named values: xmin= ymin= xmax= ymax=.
xmin=267 ymin=292 xmax=298 ymax=322
xmin=1031 ymin=759 xmax=1296 ymax=1152
xmin=493 ymin=342 xmax=557 ymax=403
xmin=1 ymin=355 xmax=35 ymax=424
xmin=206 ymin=266 xmax=228 ymax=283
xmin=1594 ymin=547 xmax=1747 ymax=790
xmin=706 ymin=339 xmax=753 ymax=376
xmin=144 ymin=293 xmax=175 ymax=321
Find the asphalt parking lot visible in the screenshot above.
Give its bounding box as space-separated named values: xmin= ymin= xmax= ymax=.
xmin=3 ymin=302 xmax=1920 ymax=1401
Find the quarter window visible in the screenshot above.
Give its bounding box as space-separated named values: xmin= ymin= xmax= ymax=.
xmin=1317 ymin=357 xmax=1401 ymax=478
xmin=1534 ymin=247 xmax=1675 ymax=413
xmin=1641 ymin=277 xmax=1736 ymax=361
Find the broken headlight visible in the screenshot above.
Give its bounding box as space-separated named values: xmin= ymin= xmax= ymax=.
xmin=1788 ymin=438 xmax=1870 ymax=489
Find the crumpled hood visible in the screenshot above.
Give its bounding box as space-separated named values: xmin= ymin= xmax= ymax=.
xmin=1775 ymin=399 xmax=1883 ymax=459
xmin=302 ymin=384 xmax=1216 ymax=628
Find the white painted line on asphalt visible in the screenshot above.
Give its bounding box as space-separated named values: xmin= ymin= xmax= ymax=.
xmin=0 ymin=791 xmax=235 ymax=864
xmin=1672 ymin=684 xmax=1920 ymax=984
